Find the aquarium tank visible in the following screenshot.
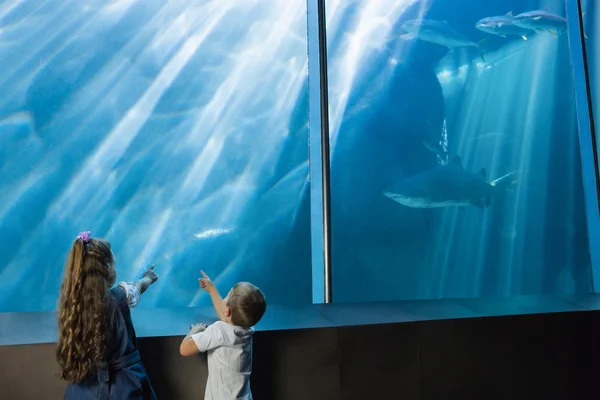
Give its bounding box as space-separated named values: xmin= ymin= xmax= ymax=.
xmin=0 ymin=0 xmax=596 ymax=313
xmin=326 ymin=0 xmax=594 ymax=302
xmin=0 ymin=0 xmax=312 ymax=311
xmin=581 ymin=0 xmax=598 ymax=161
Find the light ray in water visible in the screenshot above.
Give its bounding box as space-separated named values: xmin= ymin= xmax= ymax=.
xmin=325 ymin=0 xmax=422 ymax=157
xmin=428 ymin=28 xmax=567 ymax=297
xmin=0 ymin=0 xmax=311 ymax=310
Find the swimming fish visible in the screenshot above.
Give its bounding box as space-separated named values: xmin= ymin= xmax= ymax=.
xmin=0 ymin=111 xmax=35 ymax=141
xmin=475 ymin=11 xmax=533 ymax=40
xmin=399 ymin=19 xmax=487 ymax=60
xmin=383 ymin=155 xmax=518 ymax=209
xmin=511 ymin=10 xmax=567 ymax=38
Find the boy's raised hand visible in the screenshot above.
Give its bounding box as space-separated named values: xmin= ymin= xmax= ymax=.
xmin=189 ymin=323 xmax=208 ymax=335
xmin=143 ymin=264 xmax=158 ymax=284
xmin=199 ymin=270 xmax=215 ymax=293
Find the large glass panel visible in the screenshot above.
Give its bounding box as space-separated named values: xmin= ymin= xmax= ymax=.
xmin=0 ymin=0 xmax=312 ymax=311
xmin=326 ymin=0 xmax=592 ymax=302
xmin=579 ymin=0 xmax=600 ymax=291
xmin=582 ymin=0 xmax=599 ymax=158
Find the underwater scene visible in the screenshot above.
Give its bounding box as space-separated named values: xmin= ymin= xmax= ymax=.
xmin=0 ymin=0 xmax=596 ymax=312
xmin=327 ymin=0 xmax=594 ymax=302
xmin=581 ymin=0 xmax=599 ymax=158
xmin=0 ymin=0 xmax=312 ymax=311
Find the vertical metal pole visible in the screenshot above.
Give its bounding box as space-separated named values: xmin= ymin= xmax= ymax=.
xmin=307 ymin=0 xmax=325 ymax=303
xmin=317 ymin=0 xmax=333 ymax=303
xmin=565 ymin=0 xmax=600 ymax=291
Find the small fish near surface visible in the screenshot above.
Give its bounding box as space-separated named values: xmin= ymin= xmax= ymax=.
xmin=0 ymin=111 xmax=36 ymax=141
xmin=383 ymin=155 xmax=518 ymax=209
xmin=399 ymin=19 xmax=488 ymax=61
xmin=511 ymin=10 xmax=567 ymax=38
xmin=475 ymin=11 xmax=534 ymax=41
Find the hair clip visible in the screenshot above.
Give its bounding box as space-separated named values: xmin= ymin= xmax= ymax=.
xmin=78 ymin=231 xmax=91 ymax=243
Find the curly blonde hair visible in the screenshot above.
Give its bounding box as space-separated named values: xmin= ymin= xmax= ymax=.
xmin=56 ymin=237 xmax=116 ymax=383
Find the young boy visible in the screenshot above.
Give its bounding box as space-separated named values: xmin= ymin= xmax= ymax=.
xmin=180 ymin=270 xmax=267 ymax=400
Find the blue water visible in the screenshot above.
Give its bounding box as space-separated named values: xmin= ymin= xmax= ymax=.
xmin=327 ymin=0 xmax=593 ymax=302
xmin=582 ymin=1 xmax=599 ymax=163
xmin=0 ymin=0 xmax=312 ymax=311
xmin=0 ymin=0 xmax=595 ymax=312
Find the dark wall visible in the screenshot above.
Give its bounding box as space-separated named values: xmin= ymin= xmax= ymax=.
xmin=1 ymin=311 xmax=598 ymax=400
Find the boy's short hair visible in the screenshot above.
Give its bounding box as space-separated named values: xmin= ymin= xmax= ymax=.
xmin=227 ymin=282 xmax=267 ymax=328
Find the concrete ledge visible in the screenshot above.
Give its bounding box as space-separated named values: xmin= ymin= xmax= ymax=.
xmin=2 ymin=293 xmax=599 ymax=346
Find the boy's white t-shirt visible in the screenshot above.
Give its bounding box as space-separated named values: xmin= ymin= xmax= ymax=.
xmin=191 ymin=321 xmax=254 ymax=400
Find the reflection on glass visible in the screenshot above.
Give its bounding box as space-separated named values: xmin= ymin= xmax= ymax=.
xmin=0 ymin=0 xmax=311 ymax=311
xmin=326 ymin=0 xmax=592 ymax=302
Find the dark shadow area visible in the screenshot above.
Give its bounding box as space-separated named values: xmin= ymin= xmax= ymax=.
xmin=2 ymin=310 xmax=599 ymax=399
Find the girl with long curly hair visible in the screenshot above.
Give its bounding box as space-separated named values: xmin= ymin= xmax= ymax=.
xmin=57 ymin=231 xmax=158 ymax=399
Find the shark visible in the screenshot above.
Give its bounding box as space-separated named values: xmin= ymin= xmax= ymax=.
xmin=511 ymin=10 xmax=567 ymax=37
xmin=399 ymin=19 xmax=488 ymax=61
xmin=475 ymin=11 xmax=534 ymax=40
xmin=383 ymin=155 xmax=518 ymax=209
